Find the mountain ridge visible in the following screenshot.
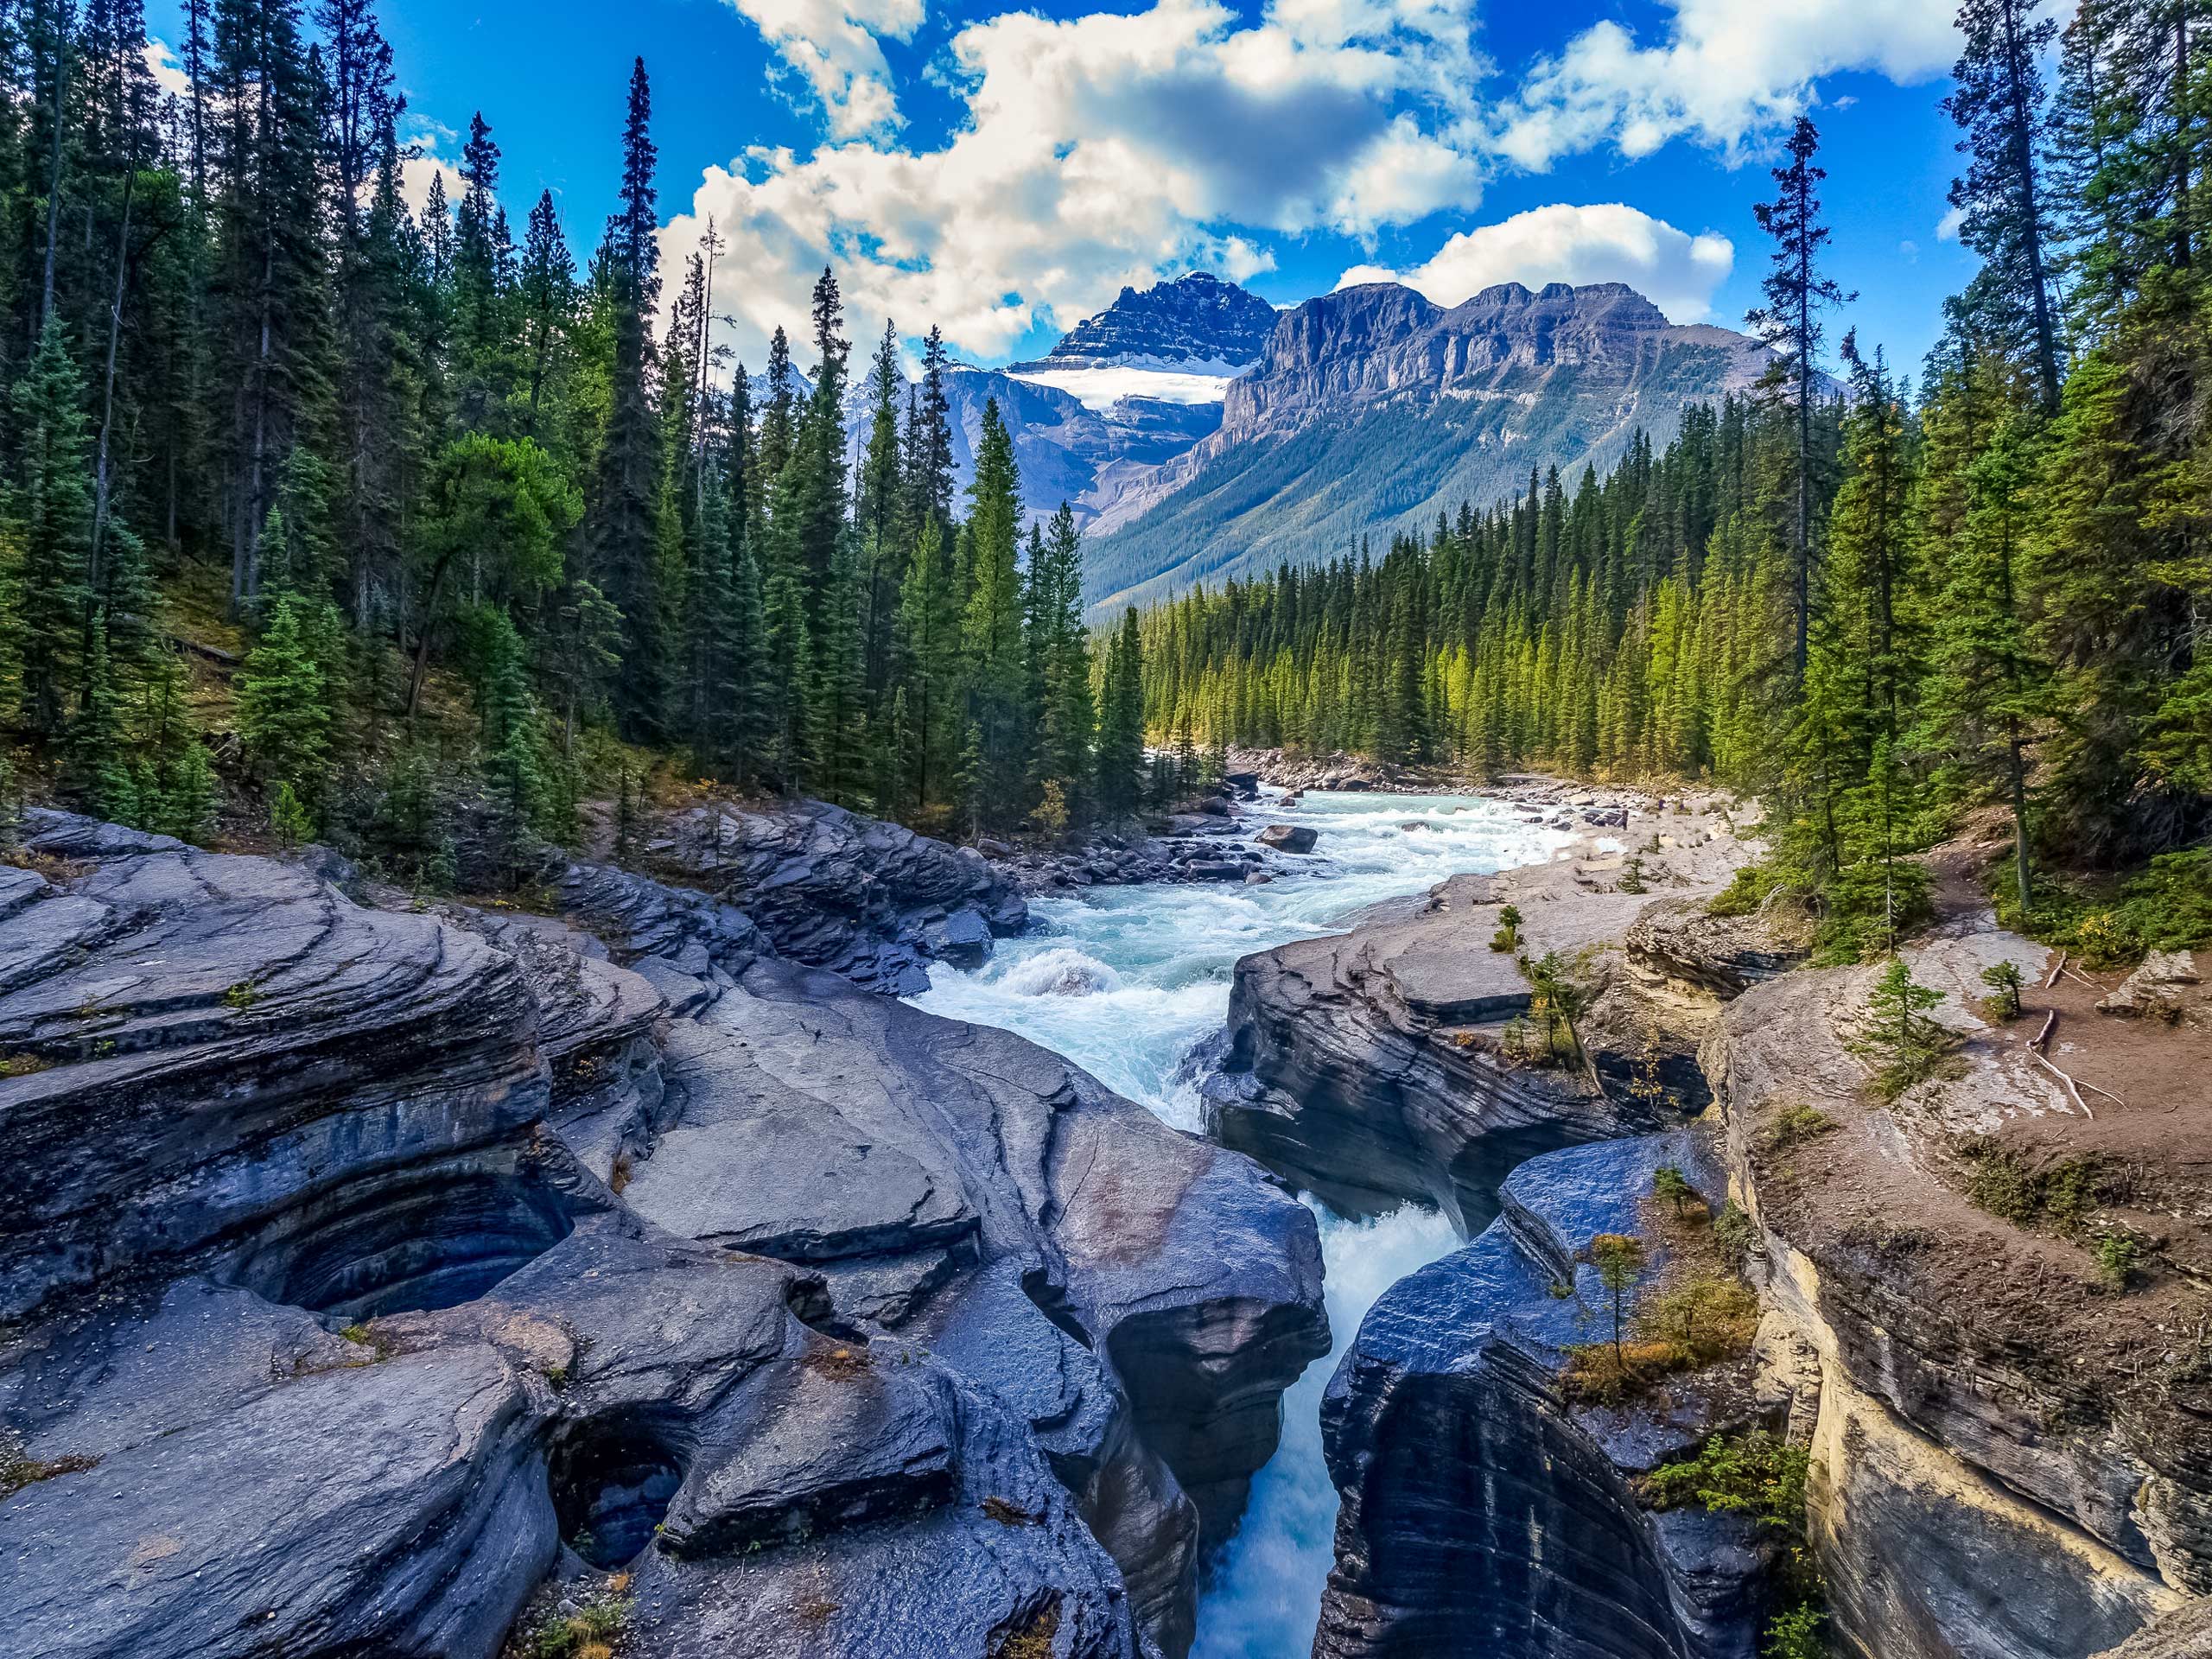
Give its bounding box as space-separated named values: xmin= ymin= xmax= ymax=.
xmin=1080 ymin=277 xmax=1778 ymax=613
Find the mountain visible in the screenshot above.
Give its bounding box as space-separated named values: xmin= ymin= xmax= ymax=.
xmin=1012 ymin=270 xmax=1281 ymax=371
xmin=844 ymin=272 xmax=1273 ymax=528
xmin=1080 ymin=280 xmax=1777 ymax=614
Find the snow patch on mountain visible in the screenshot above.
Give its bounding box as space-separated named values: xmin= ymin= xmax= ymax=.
xmin=1004 ymin=364 xmax=1244 ymax=411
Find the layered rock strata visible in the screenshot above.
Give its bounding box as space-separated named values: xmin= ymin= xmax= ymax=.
xmin=0 ymin=810 xmax=1327 ymax=1659
xmin=1315 ymin=1131 xmax=1769 ymax=1659
xmin=1203 ymin=797 xmax=1763 ymax=1230
xmin=1707 ymin=925 xmax=2209 ymax=1659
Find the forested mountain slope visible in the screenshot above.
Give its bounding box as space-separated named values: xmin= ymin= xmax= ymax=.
xmin=1084 ymin=281 xmax=1777 ymax=613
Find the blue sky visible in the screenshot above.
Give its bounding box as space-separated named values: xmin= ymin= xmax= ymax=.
xmin=148 ymin=0 xmax=1981 ymax=378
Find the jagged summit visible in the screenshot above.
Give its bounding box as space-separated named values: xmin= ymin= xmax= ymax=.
xmin=1016 ymin=271 xmax=1281 ymax=371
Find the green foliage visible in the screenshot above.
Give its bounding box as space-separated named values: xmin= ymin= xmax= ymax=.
xmin=2094 ymin=1232 xmax=2142 ymax=1291
xmin=237 ymin=596 xmax=333 ymax=799
xmin=1958 ymin=1141 xmax=2104 ymax=1236
xmin=1848 ymin=958 xmax=1953 ymax=1098
xmin=1708 ymin=863 xmax=1782 ymax=918
xmin=1652 ymin=1163 xmax=1693 ymax=1216
xmin=1980 ymin=961 xmax=2025 ymax=1021
xmin=1639 ymin=1431 xmax=1809 ymax=1531
xmin=269 ymin=781 xmax=315 ymax=849
xmin=1763 ymin=1602 xmax=1828 ymax=1659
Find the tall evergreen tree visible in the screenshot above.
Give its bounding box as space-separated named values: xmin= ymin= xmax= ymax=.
xmin=1746 ymin=115 xmax=1851 ymax=682
xmin=582 ymin=57 xmax=665 ymax=739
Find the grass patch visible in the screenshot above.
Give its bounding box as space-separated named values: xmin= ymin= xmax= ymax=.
xmin=1 ymin=1437 xmax=99 ymax=1498
xmin=1758 ymin=1105 xmax=1837 ymax=1155
xmin=802 ymin=1343 xmax=871 ymax=1382
xmin=515 ymin=1576 xmax=632 ymax=1659
xmin=991 ymin=1597 xmax=1061 ymax=1659
xmin=0 ymin=1051 xmax=54 ymax=1077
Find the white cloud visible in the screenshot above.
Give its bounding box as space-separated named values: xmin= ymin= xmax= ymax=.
xmin=1337 ymin=202 xmax=1734 ymax=321
xmin=1936 ymin=203 xmax=1966 ymax=241
xmin=665 ymin=0 xmax=1491 ymax=368
xmin=721 ymin=0 xmax=925 ymax=138
xmin=143 ymin=39 xmax=192 ymax=101
xmin=1497 ymin=0 xmax=1959 ymax=168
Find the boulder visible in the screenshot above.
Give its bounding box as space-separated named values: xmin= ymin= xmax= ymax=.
xmin=1196 ymin=796 xmax=1233 ymax=818
xmin=642 ymin=799 xmax=1027 ymax=994
xmin=1184 ymin=861 xmax=1249 ymax=882
xmin=2098 ymin=950 xmax=2202 ymax=1020
xmin=1255 ymin=823 xmax=1318 ymax=855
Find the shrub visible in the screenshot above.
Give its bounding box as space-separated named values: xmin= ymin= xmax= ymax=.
xmin=1709 ymin=861 xmax=1781 ymax=918
xmin=1764 ymin=1602 xmax=1827 ymax=1659
xmin=1490 ymin=903 xmax=1522 ymax=952
xmin=1980 ymin=961 xmax=2024 ymax=1022
xmin=2117 ymin=849 xmax=2212 ymax=953
xmin=1759 ymin=1105 xmax=1838 ymax=1154
xmin=1638 ymin=1431 xmax=1808 ymax=1530
xmin=1957 ymin=1141 xmax=2105 ymax=1236
xmin=1652 ymin=1163 xmax=1694 ymax=1217
xmin=2094 ymin=1233 xmax=2142 ymax=1291
xmin=1713 ymin=1200 xmax=1758 ymax=1264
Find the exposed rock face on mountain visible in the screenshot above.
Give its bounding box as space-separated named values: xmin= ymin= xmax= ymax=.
xmin=0 ymin=810 xmax=1327 ymax=1659
xmin=1087 ymin=281 xmax=1777 ymax=613
xmin=1201 ymin=796 xmax=1756 ymax=1230
xmin=1013 ymin=271 xmax=1279 ymax=371
xmin=1315 ymin=1131 xmax=1770 ymax=1659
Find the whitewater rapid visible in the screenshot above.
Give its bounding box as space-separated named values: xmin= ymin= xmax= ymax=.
xmin=908 ymin=789 xmax=1573 ymax=1656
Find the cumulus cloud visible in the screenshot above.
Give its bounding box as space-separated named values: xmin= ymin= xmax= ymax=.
xmin=143 ymin=39 xmax=192 ymax=101
xmin=721 ymin=0 xmax=925 ymax=138
xmin=1337 ymin=202 xmax=1734 ymax=321
xmin=667 ymin=0 xmax=1491 ymax=366
xmin=1497 ymin=0 xmax=1959 ymax=168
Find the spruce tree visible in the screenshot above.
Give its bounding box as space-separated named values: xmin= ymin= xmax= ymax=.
xmin=582 ymin=57 xmax=667 ymax=740
xmin=5 ymin=314 xmax=95 ymax=738
xmin=236 ymin=591 xmax=331 ymax=798
xmin=959 ymin=398 xmax=1029 ymax=829
xmin=1746 ymin=116 xmax=1852 ymax=683
xmin=1944 ymin=0 xmax=2064 ymax=412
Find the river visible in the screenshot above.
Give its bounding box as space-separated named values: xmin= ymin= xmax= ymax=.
xmin=909 ymin=789 xmax=1575 ymax=1657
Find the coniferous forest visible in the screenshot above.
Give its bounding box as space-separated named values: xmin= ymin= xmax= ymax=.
xmin=1139 ymin=0 xmax=2212 ymax=961
xmin=0 ymin=0 xmax=2204 ymax=967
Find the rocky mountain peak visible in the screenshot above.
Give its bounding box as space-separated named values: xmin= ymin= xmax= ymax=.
xmin=1027 ymin=271 xmax=1281 ymax=370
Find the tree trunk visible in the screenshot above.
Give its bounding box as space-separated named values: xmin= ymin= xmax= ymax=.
xmin=91 ymin=168 xmax=137 ymax=596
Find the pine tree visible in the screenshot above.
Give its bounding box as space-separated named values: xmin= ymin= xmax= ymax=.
xmin=1746 ymin=116 xmax=1852 ymax=683
xmin=1944 ymin=0 xmax=2064 ymax=412
xmin=236 ymin=592 xmax=331 ymax=798
xmin=5 ymin=315 xmax=95 ymax=737
xmin=959 ymin=398 xmax=1029 ymax=830
xmin=582 ymin=57 xmax=667 ymax=739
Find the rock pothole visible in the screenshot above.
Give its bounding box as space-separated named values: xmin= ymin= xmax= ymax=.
xmin=550 ymin=1408 xmax=690 ymax=1568
xmin=225 ymin=1166 xmax=578 ymax=1320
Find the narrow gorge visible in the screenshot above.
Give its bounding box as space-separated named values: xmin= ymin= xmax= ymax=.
xmin=5 ymin=781 xmax=2207 ymax=1659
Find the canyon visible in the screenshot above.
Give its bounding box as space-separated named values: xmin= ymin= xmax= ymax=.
xmin=5 ymin=782 xmax=2207 ymax=1659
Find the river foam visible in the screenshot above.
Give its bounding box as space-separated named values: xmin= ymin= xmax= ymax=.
xmin=906 ymin=789 xmax=1570 ymax=1653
